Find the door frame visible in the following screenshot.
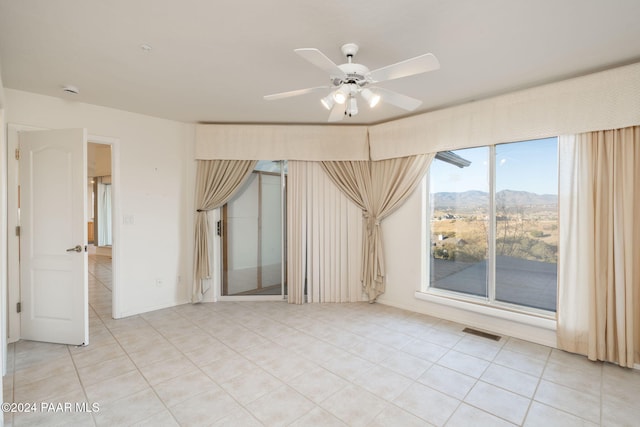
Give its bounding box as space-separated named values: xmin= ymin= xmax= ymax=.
xmin=88 ymin=135 xmax=121 ymax=320
xmin=6 ymin=124 xmax=122 ymax=344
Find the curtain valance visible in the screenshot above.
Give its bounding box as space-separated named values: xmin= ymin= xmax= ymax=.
xmin=369 ymin=61 xmax=640 ymax=160
xmin=195 ymin=124 xmax=369 ymax=161
xmin=195 ymin=62 xmax=640 ymax=162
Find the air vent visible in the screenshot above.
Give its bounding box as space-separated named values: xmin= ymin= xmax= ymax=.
xmin=62 ymin=85 xmax=79 ymax=95
xmin=462 ymin=327 xmax=501 ymax=341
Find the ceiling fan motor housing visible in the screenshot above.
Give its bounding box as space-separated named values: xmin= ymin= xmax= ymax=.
xmin=332 ymin=63 xmax=370 ymax=87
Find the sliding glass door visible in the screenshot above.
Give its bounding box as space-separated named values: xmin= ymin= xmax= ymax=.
xmin=222 ymin=161 xmax=287 ymax=297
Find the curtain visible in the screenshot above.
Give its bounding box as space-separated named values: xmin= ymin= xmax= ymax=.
xmin=192 ymin=159 xmax=257 ymax=302
xmin=321 ymin=154 xmax=434 ymax=302
xmin=287 ymin=161 xmax=364 ymax=304
xmin=97 ymin=182 xmax=112 ymax=246
xmin=557 ymin=126 xmax=640 ymax=367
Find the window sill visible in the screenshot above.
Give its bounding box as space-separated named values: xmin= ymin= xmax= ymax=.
xmin=414 ymin=290 xmax=557 ymax=331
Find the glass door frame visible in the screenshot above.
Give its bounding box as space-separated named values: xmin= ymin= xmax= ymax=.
xmin=215 ymin=161 xmax=287 ymax=301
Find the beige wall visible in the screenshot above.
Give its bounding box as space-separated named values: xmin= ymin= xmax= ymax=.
xmin=5 ymin=89 xmax=196 ymax=319
xmin=88 ymin=142 xmax=112 ymax=178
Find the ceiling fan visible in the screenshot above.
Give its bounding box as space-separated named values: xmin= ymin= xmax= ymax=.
xmin=264 ymin=43 xmax=440 ymax=122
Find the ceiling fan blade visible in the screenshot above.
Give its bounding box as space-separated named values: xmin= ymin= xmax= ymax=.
xmin=368 ymin=53 xmax=440 ymax=83
xmin=327 ymin=103 xmax=346 ymax=122
xmin=264 ymin=86 xmax=329 ymax=101
xmin=374 ymin=87 xmax=423 ymax=111
xmin=295 ymin=48 xmax=346 ymax=78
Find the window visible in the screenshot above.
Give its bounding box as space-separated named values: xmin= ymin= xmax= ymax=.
xmin=425 ymin=138 xmax=558 ymax=314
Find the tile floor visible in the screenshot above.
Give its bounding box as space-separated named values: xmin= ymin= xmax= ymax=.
xmin=3 ymin=254 xmax=640 ymax=426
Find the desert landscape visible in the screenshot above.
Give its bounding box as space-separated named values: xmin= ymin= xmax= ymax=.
xmin=429 ymin=189 xmax=558 ymax=311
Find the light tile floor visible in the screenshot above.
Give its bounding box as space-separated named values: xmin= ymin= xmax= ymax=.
xmin=3 ymin=254 xmax=640 ymax=426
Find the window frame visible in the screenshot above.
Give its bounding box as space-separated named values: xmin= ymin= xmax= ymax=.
xmin=421 ymin=141 xmax=557 ymax=319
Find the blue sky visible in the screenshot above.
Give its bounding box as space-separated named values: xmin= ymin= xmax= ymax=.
xmin=430 ymin=137 xmax=558 ymax=195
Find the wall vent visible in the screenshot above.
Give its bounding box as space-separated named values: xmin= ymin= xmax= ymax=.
xmin=462 ymin=327 xmax=501 ymax=341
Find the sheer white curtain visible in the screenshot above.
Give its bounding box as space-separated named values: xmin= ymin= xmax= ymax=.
xmin=287 ymin=161 xmax=364 ymax=304
xmin=97 ymin=182 xmax=112 ymax=246
xmin=557 ymin=126 xmax=640 ymax=367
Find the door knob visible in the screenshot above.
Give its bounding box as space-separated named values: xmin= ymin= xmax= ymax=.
xmin=66 ymin=245 xmax=83 ymax=253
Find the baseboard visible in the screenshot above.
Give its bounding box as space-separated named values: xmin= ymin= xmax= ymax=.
xmin=114 ymin=299 xmax=190 ymax=319
xmin=377 ymin=294 xmax=557 ymax=348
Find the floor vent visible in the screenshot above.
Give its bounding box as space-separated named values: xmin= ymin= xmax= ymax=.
xmin=462 ymin=327 xmax=501 ymax=341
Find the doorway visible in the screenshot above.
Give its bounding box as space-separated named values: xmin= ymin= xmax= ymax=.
xmin=221 ymin=160 xmax=287 ymax=297
xmin=88 ymin=142 xmax=113 ymax=256
xmin=5 ymin=125 xmax=120 ymax=344
xmin=87 ymin=142 xmax=114 ymax=319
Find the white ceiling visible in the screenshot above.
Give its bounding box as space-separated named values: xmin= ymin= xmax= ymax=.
xmin=1 ymin=0 xmax=640 ymax=125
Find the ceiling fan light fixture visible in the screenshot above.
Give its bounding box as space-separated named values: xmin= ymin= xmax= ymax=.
xmin=320 ymin=94 xmax=335 ymax=110
xmin=333 ymin=85 xmax=349 ymax=104
xmin=361 ymin=88 xmax=381 ymax=108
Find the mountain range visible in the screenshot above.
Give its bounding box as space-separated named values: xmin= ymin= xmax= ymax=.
xmin=432 ymin=190 xmax=557 ymax=209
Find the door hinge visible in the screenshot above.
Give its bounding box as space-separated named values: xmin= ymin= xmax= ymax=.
xmin=15 ymin=148 xmax=20 ymax=160
xmin=17 ymin=302 xmax=21 ymax=313
xmin=216 ymin=220 xmax=222 ymax=236
xmin=16 ymin=226 xmax=20 ymax=236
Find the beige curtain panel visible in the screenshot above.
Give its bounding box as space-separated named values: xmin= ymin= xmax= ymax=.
xmin=322 ymin=154 xmax=434 ymax=302
xmin=192 ymin=159 xmax=257 ymax=302
xmin=286 ymin=161 xmax=307 ymax=305
xmin=287 ymin=161 xmax=364 ymax=304
xmin=557 ymin=126 xmax=640 ymax=367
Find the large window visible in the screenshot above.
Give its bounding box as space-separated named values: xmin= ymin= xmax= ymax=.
xmin=426 ymin=138 xmax=558 ymax=313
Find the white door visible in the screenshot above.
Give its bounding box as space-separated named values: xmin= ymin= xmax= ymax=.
xmin=19 ymin=129 xmax=89 ymax=346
